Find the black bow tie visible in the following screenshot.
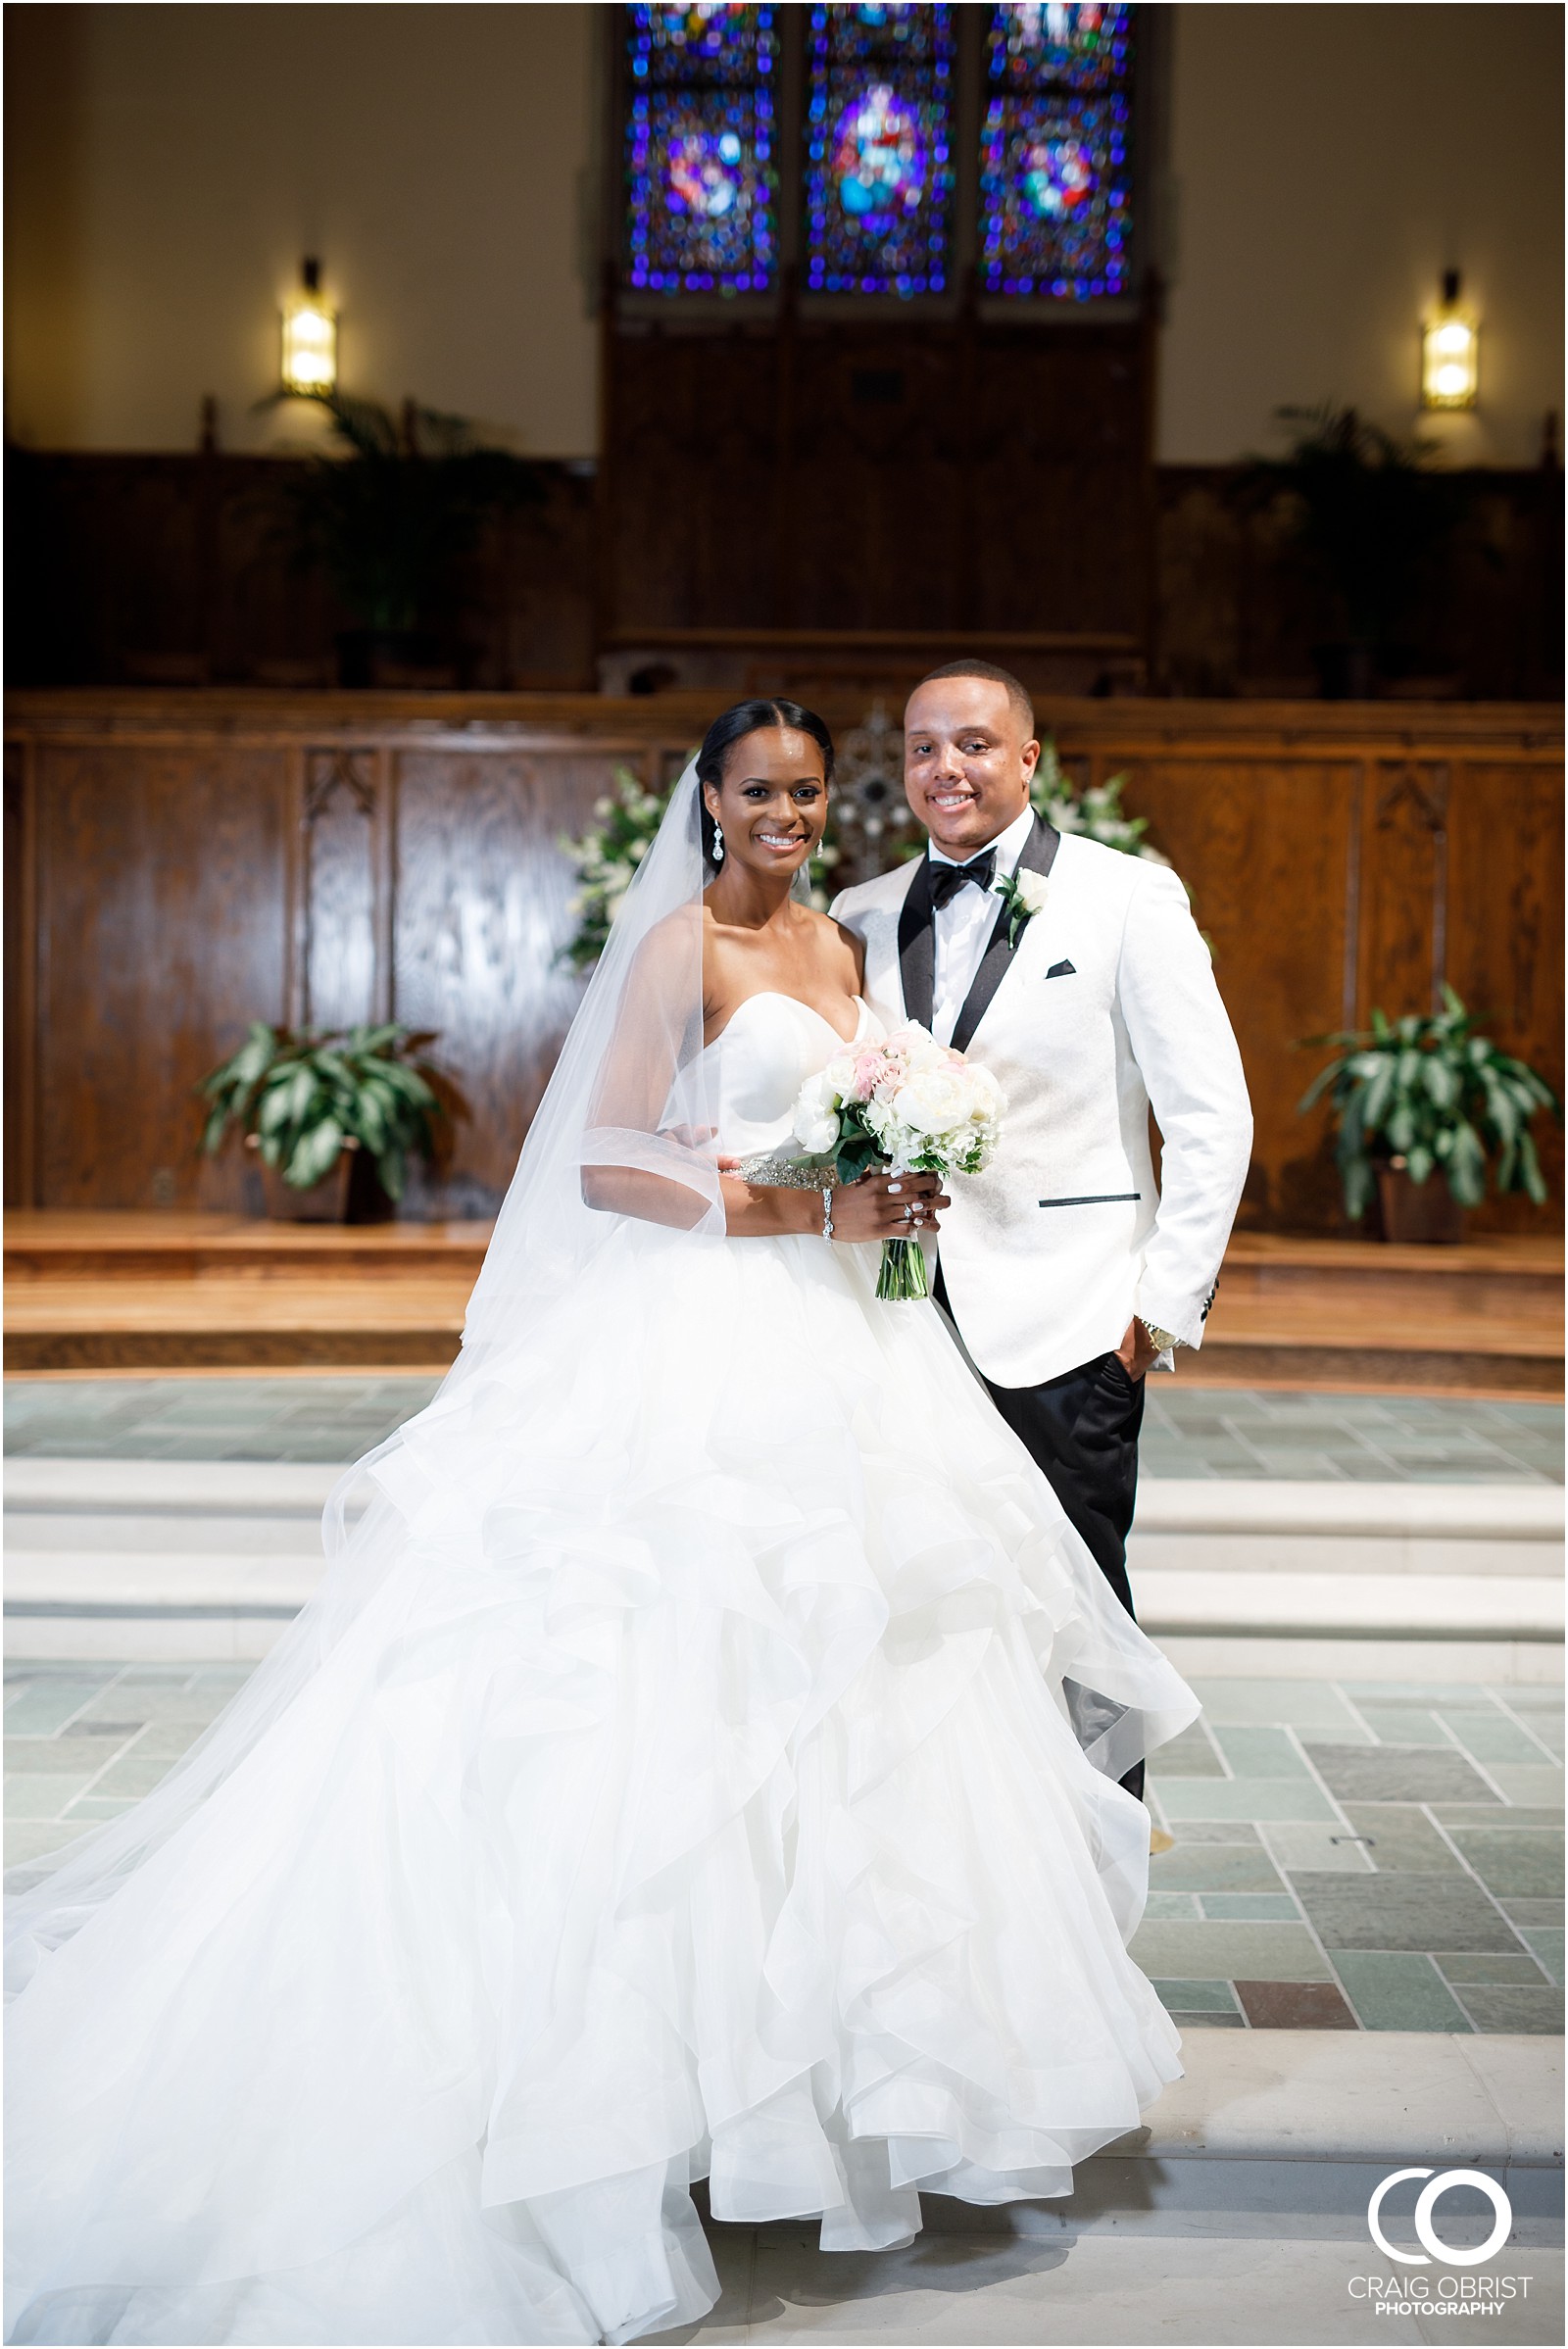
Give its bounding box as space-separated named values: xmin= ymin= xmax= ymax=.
xmin=928 ymin=851 xmax=997 ymax=910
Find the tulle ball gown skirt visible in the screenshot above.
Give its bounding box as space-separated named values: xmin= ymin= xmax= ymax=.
xmin=5 ymin=1227 xmax=1198 ymax=2345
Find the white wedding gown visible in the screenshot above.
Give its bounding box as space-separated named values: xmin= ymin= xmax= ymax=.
xmin=6 ymin=993 xmax=1198 ymax=2349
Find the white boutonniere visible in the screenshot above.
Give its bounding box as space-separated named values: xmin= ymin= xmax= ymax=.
xmin=994 ymin=866 xmax=1049 ymax=949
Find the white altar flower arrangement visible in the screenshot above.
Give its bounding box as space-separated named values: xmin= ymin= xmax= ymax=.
xmin=1030 ymin=740 xmax=1170 ymax=866
xmin=791 ymin=1024 xmax=1006 ymax=1300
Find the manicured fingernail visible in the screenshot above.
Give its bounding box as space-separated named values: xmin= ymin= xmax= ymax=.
xmin=888 ymin=1182 xmax=902 ymax=1194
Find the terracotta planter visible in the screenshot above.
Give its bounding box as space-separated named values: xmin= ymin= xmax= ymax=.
xmin=246 ymin=1134 xmax=359 ymax=1223
xmin=1375 ymin=1161 xmax=1466 ymax=1246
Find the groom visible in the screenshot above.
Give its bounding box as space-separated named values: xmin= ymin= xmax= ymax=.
xmin=831 ymin=661 xmax=1252 ymax=1807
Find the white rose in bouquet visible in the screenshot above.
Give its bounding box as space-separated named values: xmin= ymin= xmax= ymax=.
xmin=898 ymin=1067 xmax=968 ymax=1137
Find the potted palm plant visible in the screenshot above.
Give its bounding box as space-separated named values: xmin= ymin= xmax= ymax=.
xmin=198 ymin=1022 xmax=448 ymax=1221
xmin=1298 ymin=988 xmax=1558 ymax=1243
xmin=1244 ymin=405 xmax=1460 ymax=699
xmin=277 ymin=393 xmax=541 ymax=686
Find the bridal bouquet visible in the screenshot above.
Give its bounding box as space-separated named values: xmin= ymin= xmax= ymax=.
xmin=791 ymin=1024 xmax=1005 ymax=1300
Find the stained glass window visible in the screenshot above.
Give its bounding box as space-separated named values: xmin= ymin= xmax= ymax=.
xmin=804 ymin=5 xmax=956 ymax=297
xmin=980 ymin=4 xmax=1133 ymax=300
xmin=624 ymin=6 xmax=777 ymax=294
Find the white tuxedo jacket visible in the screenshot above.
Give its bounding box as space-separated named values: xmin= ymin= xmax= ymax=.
xmin=831 ymin=821 xmax=1253 ymax=1388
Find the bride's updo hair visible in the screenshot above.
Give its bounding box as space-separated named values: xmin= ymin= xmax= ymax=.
xmin=696 ymin=698 xmax=835 ymax=869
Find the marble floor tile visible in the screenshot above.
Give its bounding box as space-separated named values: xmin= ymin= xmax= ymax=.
xmin=2 ymin=1679 xmax=115 ymax=1737
xmin=1451 ymin=1982 xmax=1565 ymax=2033
xmin=1302 ymin=1744 xmax=1498 ymax=1804
xmin=4 ymin=1773 xmax=96 ymax=1818
xmin=1129 ymin=1919 xmax=1332 ymax=1982
xmin=1484 ymin=1765 xmax=1566 ymax=1808
xmin=1259 ymin=1823 xmax=1376 ymax=1875
xmin=1150 ymin=1842 xmax=1286 ymax=1893
xmin=1352 ymin=1706 xmax=1454 ymax=1747
xmin=1444 ymin=1828 xmax=1563 ymax=1899
xmin=1291 ymin=1872 xmax=1517 ymax=1954
xmin=1500 ymin=1898 xmax=1564 ymax=1929
xmin=1210 ymin=1725 xmax=1312 ymax=1779
xmin=3 ymin=1819 xmax=94 ymax=1865
xmin=1161 ymin=1821 xmax=1264 ymax=1845
xmin=1433 ymin=1950 xmax=1552 ymax=1986
xmin=1430 ymin=1804 xmax=1561 ymax=1829
xmin=1438 ymin=1708 xmax=1556 ymax=1765
xmin=3 ymin=1735 xmax=120 ymax=1776
xmin=1331 ymin=1951 xmax=1474 ymax=2032
xmin=1145 ymin=1891 xmax=1201 ymax=1920
xmin=1200 ymin=1893 xmax=1301 ymax=1921
xmin=1233 ymin=1979 xmax=1356 ymax=2029
xmin=1337 ymin=1805 xmax=1465 ymax=1875
xmin=1150 ymin=1978 xmax=1240 ymax=2014
xmin=1519 ymin=1929 xmax=1564 ymax=1985
xmin=1158 ymin=1778 xmax=1339 ymax=1824
xmin=1190 ymin=1682 xmax=1366 ymax=1735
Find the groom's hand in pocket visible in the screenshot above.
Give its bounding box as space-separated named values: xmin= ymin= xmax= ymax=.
xmin=1114 ymin=1317 xmax=1162 ymax=1382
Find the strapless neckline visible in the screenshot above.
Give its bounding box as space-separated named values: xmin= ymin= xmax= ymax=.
xmin=704 ymin=992 xmax=870 ymax=1055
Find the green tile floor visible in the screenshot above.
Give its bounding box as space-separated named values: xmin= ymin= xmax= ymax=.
xmin=1141 ymin=1681 xmax=1564 ymax=2034
xmin=6 ymin=1663 xmax=1561 ymax=2034
xmin=5 ymin=1378 xmax=1562 ymax=1480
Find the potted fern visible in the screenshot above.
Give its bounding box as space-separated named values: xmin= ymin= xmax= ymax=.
xmin=1298 ymin=989 xmax=1558 ymax=1243
xmin=199 ymin=1023 xmax=447 ymax=1221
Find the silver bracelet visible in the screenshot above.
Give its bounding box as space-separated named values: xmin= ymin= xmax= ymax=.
xmin=822 ymin=1187 xmax=835 ymax=1243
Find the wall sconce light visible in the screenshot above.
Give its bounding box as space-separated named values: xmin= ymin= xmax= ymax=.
xmin=1421 ymin=269 xmax=1478 ymax=411
xmin=280 ymin=257 xmax=337 ymax=397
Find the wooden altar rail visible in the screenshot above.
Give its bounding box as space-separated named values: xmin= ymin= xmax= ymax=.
xmin=5 ymin=692 xmax=1562 ymax=1235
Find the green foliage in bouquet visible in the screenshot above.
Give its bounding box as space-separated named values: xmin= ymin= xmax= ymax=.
xmin=1298 ymin=987 xmax=1558 ymax=1219
xmin=199 ymin=1022 xmax=446 ymax=1200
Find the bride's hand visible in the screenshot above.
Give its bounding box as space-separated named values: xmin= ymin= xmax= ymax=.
xmin=830 ymin=1170 xmax=948 ymax=1243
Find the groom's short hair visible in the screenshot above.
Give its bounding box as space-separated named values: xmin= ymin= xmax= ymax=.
xmin=913 ymin=661 xmax=1036 ymax=738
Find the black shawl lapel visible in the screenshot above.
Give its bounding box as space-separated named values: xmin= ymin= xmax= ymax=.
xmin=949 ymin=814 xmax=1060 ymax=1057
xmin=896 ymin=854 xmax=936 ymax=1030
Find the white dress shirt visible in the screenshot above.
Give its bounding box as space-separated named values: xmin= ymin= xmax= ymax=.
xmin=927 ymin=804 xmax=1038 ymax=1048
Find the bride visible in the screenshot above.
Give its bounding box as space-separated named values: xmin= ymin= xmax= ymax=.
xmin=5 ymin=700 xmax=1200 ymax=2348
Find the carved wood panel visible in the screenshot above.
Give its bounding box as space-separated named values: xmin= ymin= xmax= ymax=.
xmin=31 ymin=741 xmax=291 ymax=1209
xmin=390 ymin=749 xmax=601 ymax=1213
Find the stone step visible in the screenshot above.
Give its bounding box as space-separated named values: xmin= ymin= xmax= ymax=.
xmin=5 ymin=1463 xmax=1562 ymax=1665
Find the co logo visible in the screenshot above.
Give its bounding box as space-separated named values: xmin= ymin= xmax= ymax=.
xmin=1367 ymin=2169 xmax=1513 ymax=2268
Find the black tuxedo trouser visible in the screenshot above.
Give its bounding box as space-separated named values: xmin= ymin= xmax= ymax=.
xmin=934 ymin=1267 xmax=1148 ymax=1804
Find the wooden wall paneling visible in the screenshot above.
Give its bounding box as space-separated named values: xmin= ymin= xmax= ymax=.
xmin=1110 ymin=750 xmax=1358 ymax=1232
xmin=301 ymin=749 xmax=378 ymax=1033
xmin=1443 ymin=756 xmax=1566 ymax=1233
xmin=787 ymin=332 xmax=965 ymax=633
xmin=972 ymin=328 xmax=1145 ymax=645
xmin=4 ymin=739 xmax=38 ymax=1206
xmin=1355 ymin=760 xmax=1448 ymax=1033
xmin=610 ymin=332 xmax=780 ymax=632
xmin=33 ymin=739 xmax=291 ymax=1209
xmin=390 ymin=746 xmax=597 ymax=1214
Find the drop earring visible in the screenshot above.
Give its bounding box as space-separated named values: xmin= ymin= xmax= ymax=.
xmin=711 ymin=827 xmax=724 ymax=864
